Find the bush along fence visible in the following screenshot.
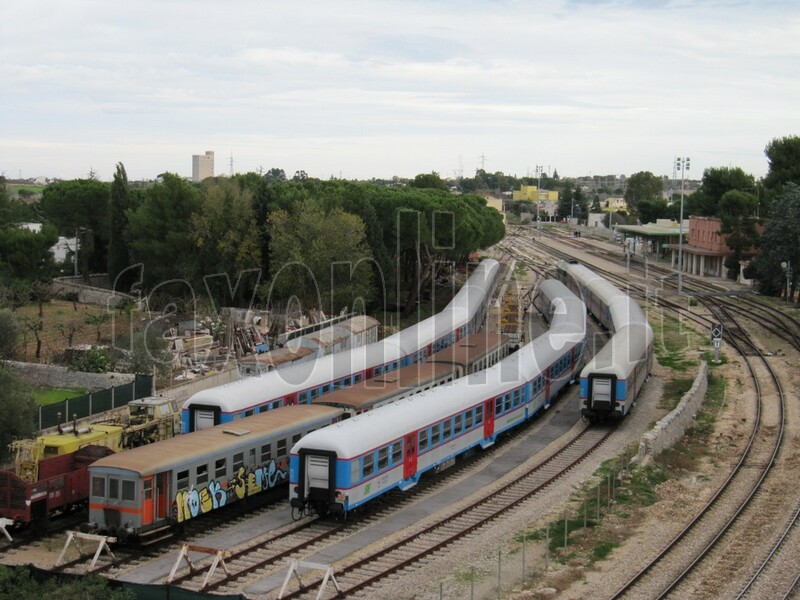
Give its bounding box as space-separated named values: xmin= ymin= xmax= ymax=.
xmin=37 ymin=373 xmax=154 ymax=431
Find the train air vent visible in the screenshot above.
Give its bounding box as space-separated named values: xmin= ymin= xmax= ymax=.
xmin=223 ymin=429 xmax=251 ymax=436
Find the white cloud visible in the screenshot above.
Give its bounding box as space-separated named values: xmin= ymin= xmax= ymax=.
xmin=1 ymin=0 xmax=799 ymax=180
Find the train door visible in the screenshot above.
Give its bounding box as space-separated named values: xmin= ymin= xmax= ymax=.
xmin=483 ymin=399 xmax=495 ymax=439
xmin=544 ymin=369 xmax=552 ymax=406
xmin=191 ymin=406 xmax=218 ymax=431
xmin=155 ymin=472 xmax=169 ymax=521
xmin=142 ymin=476 xmax=154 ymax=526
xmin=403 ymin=433 xmax=417 ymax=480
xmin=285 ymin=392 xmax=298 ymax=406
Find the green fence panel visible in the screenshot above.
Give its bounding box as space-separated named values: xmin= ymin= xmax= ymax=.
xmin=114 ymin=381 xmax=134 ymax=409
xmin=91 ymin=387 xmax=113 ymax=414
xmin=64 ymin=393 xmax=91 ymax=420
xmin=135 ymin=373 xmax=154 ymax=398
xmin=39 ymin=401 xmax=67 ymax=430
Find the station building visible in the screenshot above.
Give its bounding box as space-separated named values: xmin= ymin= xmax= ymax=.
xmin=615 ymin=217 xmax=752 ymax=282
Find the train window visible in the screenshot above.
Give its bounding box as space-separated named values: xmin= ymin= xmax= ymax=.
xmin=277 ymin=439 xmax=287 ymax=456
xmin=378 ymin=447 xmax=389 ymax=470
xmin=299 ymin=392 xmax=309 ymax=403
xmin=419 ymin=429 xmax=429 ymax=451
xmin=109 ymin=477 xmax=119 ymax=500
xmin=495 ymin=397 xmax=503 ymax=415
xmin=391 ymin=441 xmax=402 ymax=464
xmin=273 ymin=401 xmax=281 ymax=410
xmin=122 ymin=480 xmax=135 ymax=501
xmin=431 ymin=424 xmax=441 ymax=446
xmin=233 ymin=452 xmax=244 ymax=473
xmin=355 ymin=373 xmax=363 ymax=383
xmin=504 ymin=395 xmax=512 ymax=411
xmin=322 ymin=384 xmax=331 ymax=394
xmin=177 ymin=470 xmax=189 ymax=490
xmin=465 ymin=410 xmax=473 ymax=429
xmin=215 ymin=458 xmax=226 ymax=479
xmin=454 ymin=414 xmax=463 ymax=434
xmin=248 ymin=448 xmax=256 ymax=467
xmin=261 ymin=443 xmax=272 ymax=462
xmin=143 ymin=478 xmax=152 ymax=501
xmin=443 ymin=419 xmax=452 ymax=439
xmin=292 ymin=434 xmax=301 ymax=446
xmin=245 ymin=409 xmax=255 ymax=417
xmin=92 ymin=476 xmax=105 ymax=498
xmin=196 ymin=464 xmax=209 ymax=484
xmin=476 ymin=405 xmax=483 ymax=424
xmin=363 ymin=453 xmax=374 ymax=478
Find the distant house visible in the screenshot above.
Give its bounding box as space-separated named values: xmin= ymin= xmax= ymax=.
xmin=17 ymin=222 xmax=76 ymax=265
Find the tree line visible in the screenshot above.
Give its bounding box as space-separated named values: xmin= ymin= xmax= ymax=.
xmin=1 ymin=168 xmax=505 ymax=318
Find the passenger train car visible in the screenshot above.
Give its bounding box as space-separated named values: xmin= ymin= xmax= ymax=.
xmin=556 ymin=260 xmax=654 ymax=422
xmin=288 ymin=279 xmax=586 ymax=517
xmin=85 ymin=405 xmax=347 ymax=541
xmin=316 ymin=331 xmax=510 ymax=414
xmin=82 ymin=330 xmax=508 ymax=539
xmin=181 ymin=259 xmax=501 ymax=433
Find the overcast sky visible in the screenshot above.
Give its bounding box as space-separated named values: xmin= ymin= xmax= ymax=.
xmin=2 ymin=0 xmax=798 ymax=183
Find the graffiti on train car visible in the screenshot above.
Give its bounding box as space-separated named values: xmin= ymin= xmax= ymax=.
xmin=173 ymin=459 xmax=288 ymax=523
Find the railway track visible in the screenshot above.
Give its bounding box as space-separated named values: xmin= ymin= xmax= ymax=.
xmin=513 ymin=227 xmax=800 ymax=598
xmin=609 ymin=300 xmax=787 ymax=598
xmin=274 ymin=423 xmax=612 ymax=599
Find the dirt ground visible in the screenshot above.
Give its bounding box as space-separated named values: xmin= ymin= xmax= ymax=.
xmin=12 ymin=300 xmax=132 ymax=363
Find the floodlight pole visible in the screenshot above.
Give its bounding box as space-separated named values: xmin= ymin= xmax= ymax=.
xmin=676 ymin=157 xmax=690 ymax=295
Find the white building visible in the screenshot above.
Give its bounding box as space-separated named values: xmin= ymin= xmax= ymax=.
xmin=192 ymin=151 xmax=214 ymax=182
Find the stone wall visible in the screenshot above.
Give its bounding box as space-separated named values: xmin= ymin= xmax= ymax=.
xmin=636 ymin=362 xmax=708 ymax=463
xmin=51 ymin=275 xmax=138 ymax=309
xmin=6 ymin=361 xmax=136 ymax=392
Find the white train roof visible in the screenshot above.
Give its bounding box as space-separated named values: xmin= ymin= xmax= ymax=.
xmin=580 ymin=322 xmax=653 ymax=379
xmin=292 ymin=280 xmax=584 ymax=459
xmin=185 ymin=338 xmax=408 ymax=410
xmin=184 ymin=259 xmax=499 ymax=412
xmin=558 ymin=261 xmax=648 ymax=332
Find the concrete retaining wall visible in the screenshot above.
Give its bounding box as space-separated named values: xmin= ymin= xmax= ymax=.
xmin=637 ymin=362 xmax=708 ymax=463
xmin=158 ymin=364 xmax=239 ymax=404
xmin=6 ymin=361 xmax=136 ymax=392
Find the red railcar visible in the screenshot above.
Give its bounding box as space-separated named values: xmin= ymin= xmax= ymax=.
xmin=0 ymin=445 xmax=114 ymax=525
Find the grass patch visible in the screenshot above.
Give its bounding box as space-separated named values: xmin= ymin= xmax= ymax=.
xmin=592 ymin=540 xmax=618 ymax=560
xmin=701 ymin=350 xmax=729 ymax=366
xmin=530 ymin=447 xmax=670 ymax=569
xmin=659 ymin=377 xmax=695 ymax=410
xmin=33 ymin=387 xmax=86 ymax=406
xmin=647 ymin=310 xmax=698 ymax=371
xmin=656 ymin=370 xmax=727 ymax=470
xmin=613 ymin=464 xmax=668 ymax=506
xmin=452 ymin=567 xmax=492 ymax=584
